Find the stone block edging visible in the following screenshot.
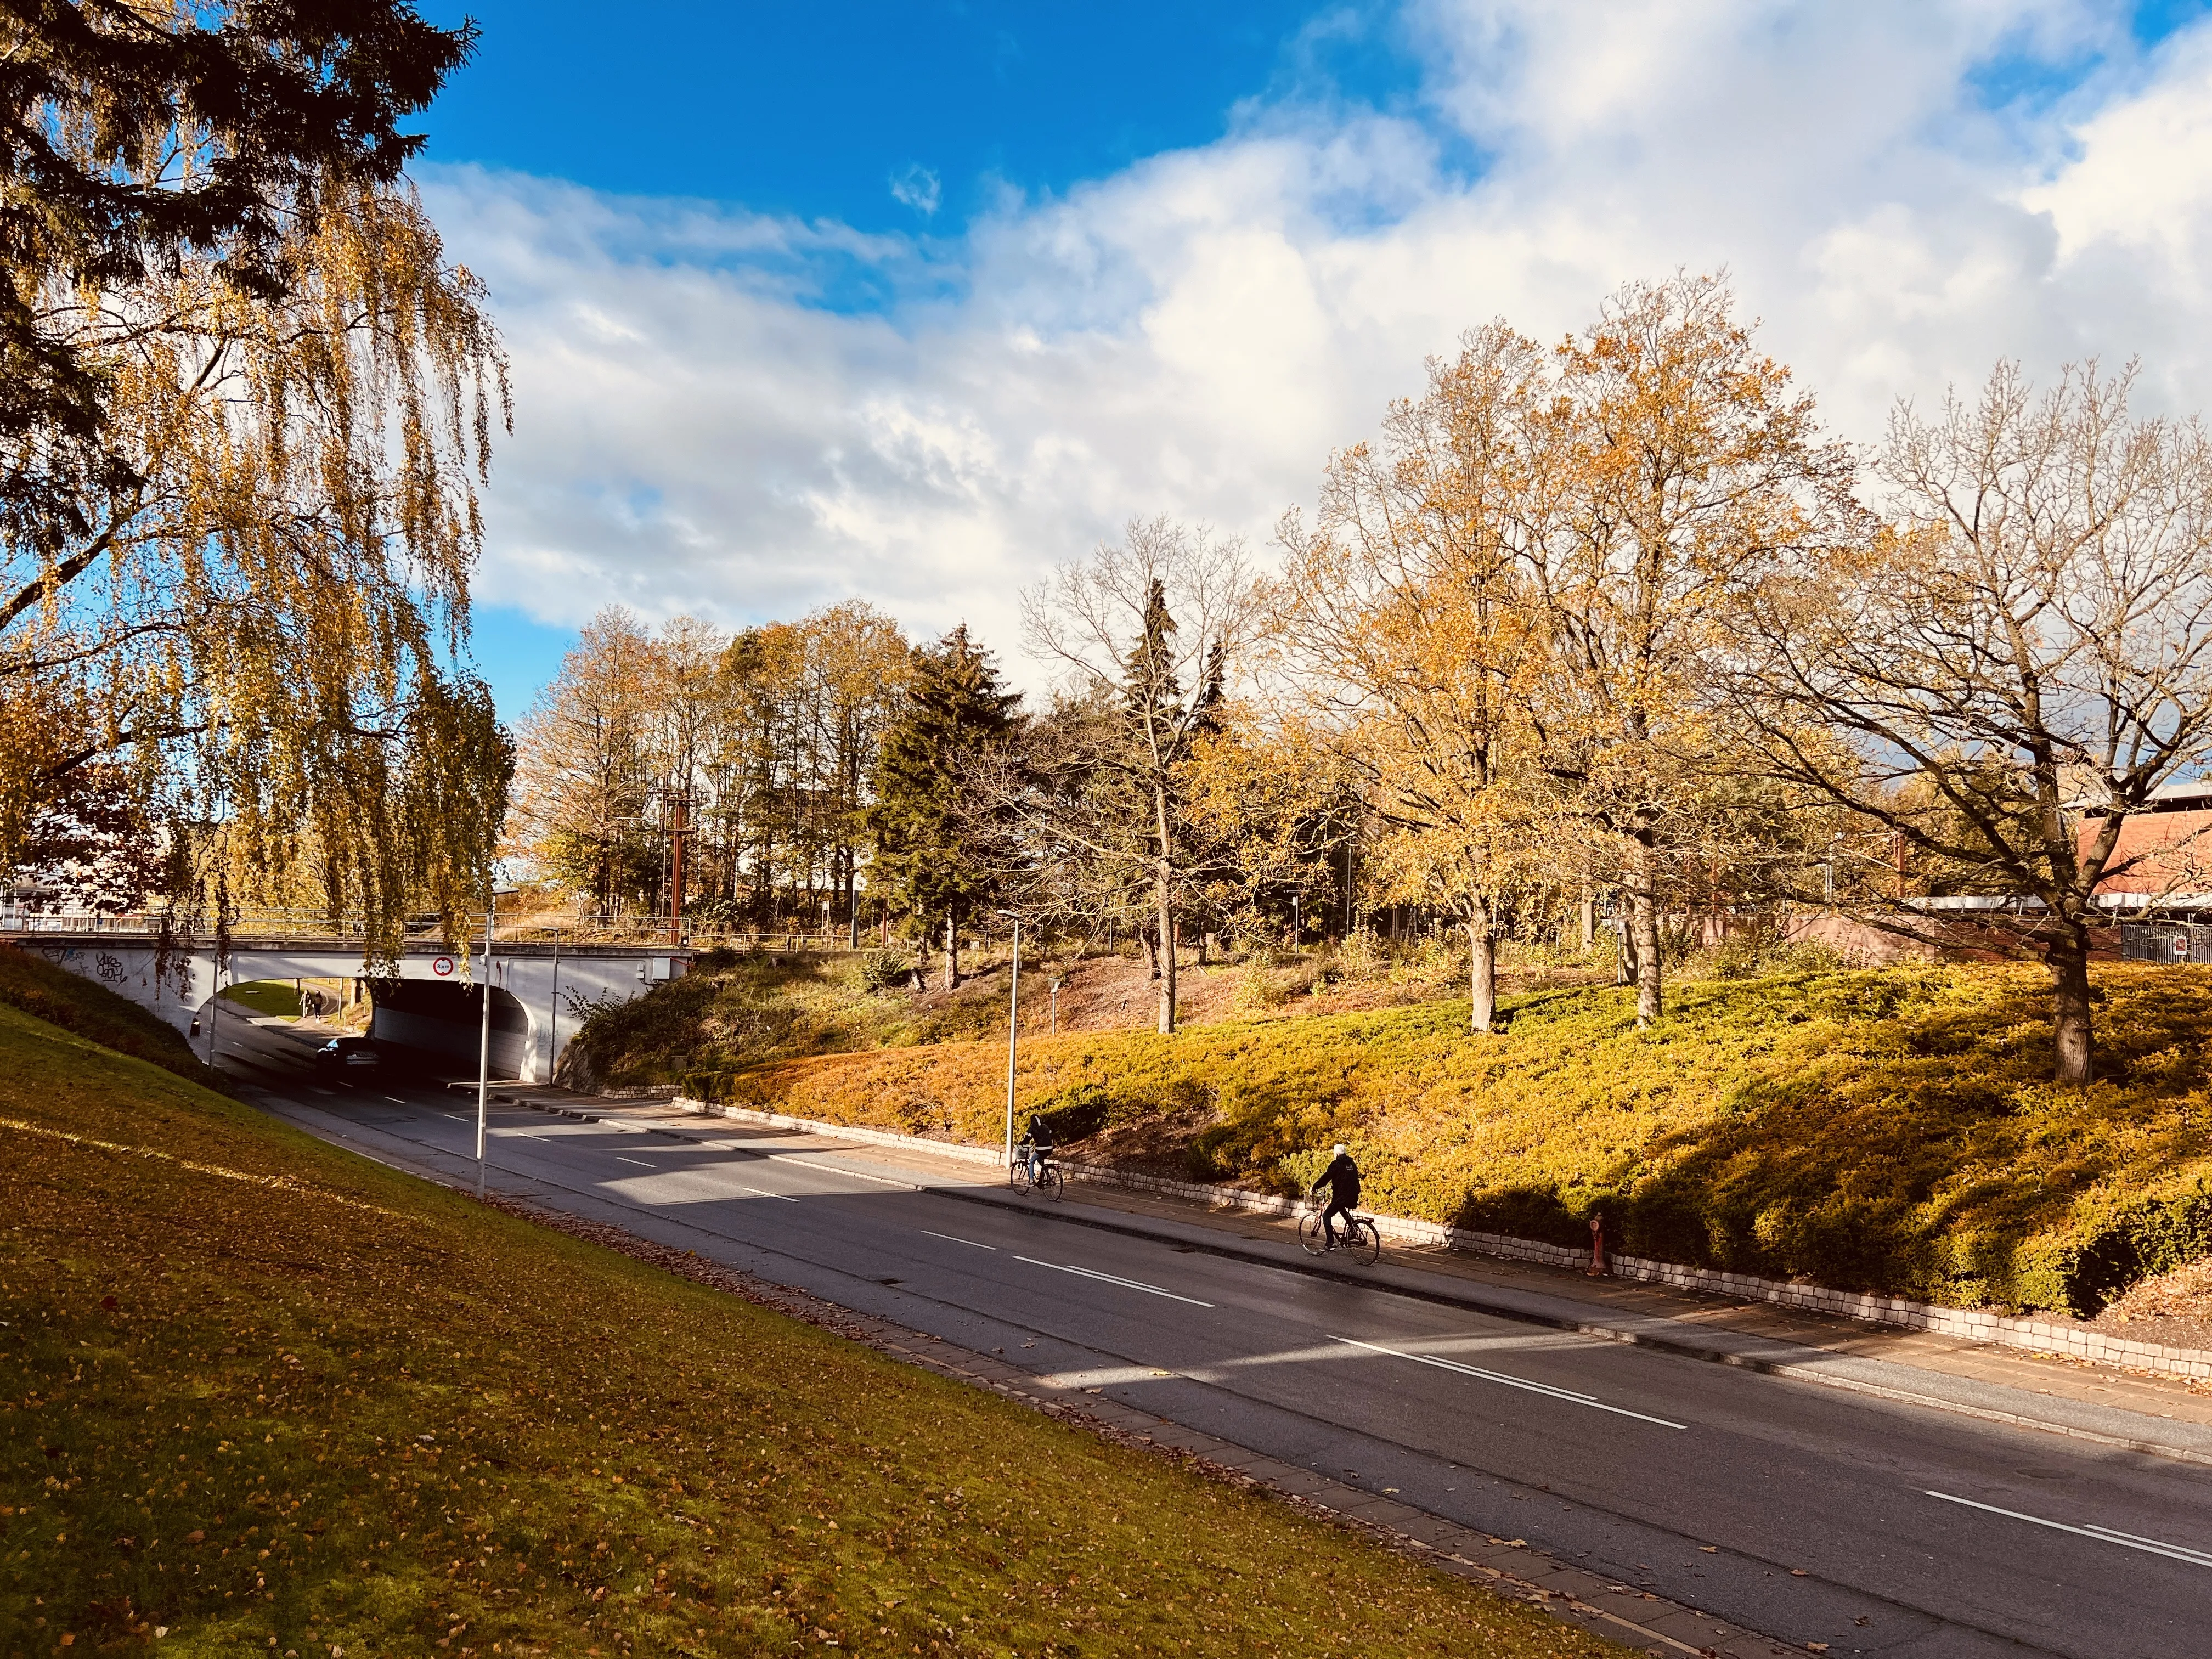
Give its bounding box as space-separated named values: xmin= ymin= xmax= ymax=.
xmin=674 ymin=1097 xmax=2212 ymax=1384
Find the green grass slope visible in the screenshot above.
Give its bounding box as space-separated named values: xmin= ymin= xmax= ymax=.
xmin=691 ymin=963 xmax=2212 ymax=1319
xmin=0 ymin=991 xmax=1616 ymax=1657
xmin=0 ymin=941 xmax=216 ymax=1087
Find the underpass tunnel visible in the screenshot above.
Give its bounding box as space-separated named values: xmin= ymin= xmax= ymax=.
xmin=369 ymin=979 xmax=534 ymax=1077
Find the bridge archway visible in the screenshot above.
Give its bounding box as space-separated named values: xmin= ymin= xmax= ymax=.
xmin=10 ymin=929 xmax=685 ymax=1084
xmin=370 ymin=979 xmax=533 ymax=1076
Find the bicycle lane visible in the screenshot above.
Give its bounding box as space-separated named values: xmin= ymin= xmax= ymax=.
xmin=261 ymin=1084 xmax=2208 ymax=1659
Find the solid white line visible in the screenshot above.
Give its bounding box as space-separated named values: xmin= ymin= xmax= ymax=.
xmin=921 ymin=1229 xmax=996 ymax=1251
xmin=1013 ymin=1255 xmax=1215 ymax=1307
xmin=2084 ymin=1524 xmax=2212 ymax=1568
xmin=740 ymin=1184 xmax=800 ymax=1204
xmin=1927 ymin=1492 xmax=2212 ymax=1568
xmin=781 ymin=1153 xmax=921 ymax=1188
xmin=613 ymin=1155 xmax=655 ymax=1169
xmin=441 ymin=1112 xmax=467 ymax=1122
xmin=383 ymin=1095 xmax=405 ymax=1104
xmin=1330 ymin=1336 xmax=1688 ymax=1429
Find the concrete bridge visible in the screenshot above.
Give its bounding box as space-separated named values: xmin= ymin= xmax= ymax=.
xmin=3 ymin=923 xmax=686 ymax=1081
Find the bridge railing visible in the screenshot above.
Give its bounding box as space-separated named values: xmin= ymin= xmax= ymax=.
xmin=0 ymin=911 xmax=378 ymax=939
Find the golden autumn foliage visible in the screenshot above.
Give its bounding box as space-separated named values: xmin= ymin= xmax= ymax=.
xmin=2 ymin=172 xmax=511 ymax=956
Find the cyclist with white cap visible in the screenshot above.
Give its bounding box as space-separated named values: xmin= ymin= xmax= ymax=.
xmin=1310 ymin=1142 xmax=1362 ymax=1251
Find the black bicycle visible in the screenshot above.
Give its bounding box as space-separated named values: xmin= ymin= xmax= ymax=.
xmin=1011 ymin=1142 xmax=1063 ymax=1201
xmin=1299 ymin=1203 xmax=1380 ymax=1265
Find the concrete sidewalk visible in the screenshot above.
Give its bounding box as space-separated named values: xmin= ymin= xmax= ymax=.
xmin=468 ymin=1081 xmax=2212 ymax=1466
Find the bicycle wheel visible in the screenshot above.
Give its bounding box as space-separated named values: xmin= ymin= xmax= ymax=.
xmin=1345 ymin=1218 xmax=1381 ymax=1266
xmin=1009 ymin=1158 xmax=1032 ymax=1193
xmin=1037 ymin=1164 xmax=1063 ymax=1201
xmin=1297 ymin=1211 xmax=1327 ymax=1256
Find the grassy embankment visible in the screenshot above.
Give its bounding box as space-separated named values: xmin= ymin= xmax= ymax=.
xmin=678 ymin=962 xmax=2212 ymax=1319
xmin=563 ymin=936 xmax=1586 ymax=1089
xmin=0 ymin=945 xmax=1616 ymax=1658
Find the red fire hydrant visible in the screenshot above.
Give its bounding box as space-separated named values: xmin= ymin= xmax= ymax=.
xmin=1587 ymin=1213 xmax=1609 ymax=1278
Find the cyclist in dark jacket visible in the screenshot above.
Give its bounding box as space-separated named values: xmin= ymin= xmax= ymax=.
xmin=1022 ymin=1112 xmax=1055 ymax=1183
xmin=1311 ymin=1143 xmax=1361 ymax=1250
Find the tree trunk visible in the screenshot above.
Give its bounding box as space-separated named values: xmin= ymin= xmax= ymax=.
xmin=1579 ymin=890 xmax=1595 ymax=952
xmin=1156 ymin=864 xmax=1177 ymax=1036
xmin=1469 ymin=912 xmax=1496 ymax=1034
xmin=1629 ymin=880 xmax=1662 ymax=1028
xmin=2049 ymin=936 xmax=2095 ymax=1084
xmin=1142 ymin=925 xmax=1160 ymax=979
xmin=944 ymin=908 xmax=958 ymax=991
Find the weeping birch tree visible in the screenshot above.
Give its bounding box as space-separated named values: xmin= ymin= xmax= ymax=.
xmin=0 ymin=4 xmax=512 ymax=958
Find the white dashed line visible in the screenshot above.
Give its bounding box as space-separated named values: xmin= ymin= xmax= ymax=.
xmin=920 ymin=1229 xmax=996 ymax=1251
xmin=1013 ymin=1256 xmax=1215 ymax=1307
xmin=1330 ymin=1336 xmax=1686 ymax=1429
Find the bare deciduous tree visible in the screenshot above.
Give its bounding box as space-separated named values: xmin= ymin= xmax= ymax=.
xmin=1733 ymin=362 xmax=2212 ymax=1084
xmin=1015 ymin=518 xmax=1266 ymax=1032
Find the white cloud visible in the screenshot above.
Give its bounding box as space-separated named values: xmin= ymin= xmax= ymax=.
xmin=426 ymin=1 xmax=2212 ymax=682
xmin=890 ymin=163 xmax=943 ymax=216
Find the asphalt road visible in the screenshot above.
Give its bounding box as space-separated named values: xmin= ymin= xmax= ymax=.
xmin=210 ymin=1015 xmax=2212 ymax=1659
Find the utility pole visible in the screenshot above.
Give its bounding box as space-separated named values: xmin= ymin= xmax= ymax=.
xmin=668 ymin=792 xmax=689 ymax=947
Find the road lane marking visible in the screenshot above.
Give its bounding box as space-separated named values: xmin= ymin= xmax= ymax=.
xmin=920 ymin=1229 xmax=996 ymax=1251
xmin=1926 ymin=1492 xmax=2212 ymax=1568
xmin=740 ymin=1185 xmax=800 ymax=1204
xmin=384 ymin=1095 xmax=405 ymax=1103
xmin=1329 ymin=1336 xmax=1687 ymax=1429
xmin=441 ymin=1112 xmax=468 ymax=1122
xmin=1013 ymin=1256 xmax=1215 ymax=1307
xmin=310 ymin=1087 xmax=335 ymax=1097
xmin=613 ymin=1155 xmax=656 ymax=1169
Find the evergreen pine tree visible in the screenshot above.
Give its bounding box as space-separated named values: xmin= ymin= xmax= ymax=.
xmin=867 ymin=625 xmax=1021 ymax=986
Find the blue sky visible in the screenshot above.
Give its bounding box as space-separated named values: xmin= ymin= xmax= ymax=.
xmin=415 ymin=1 xmax=2212 ymax=723
xmin=420 ymin=0 xmax=1421 ymax=718
xmin=417 ymin=3 xmax=1417 ymax=233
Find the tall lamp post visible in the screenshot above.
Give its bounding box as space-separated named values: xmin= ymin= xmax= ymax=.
xmin=476 ymin=885 xmax=519 ymax=1199
xmin=996 ymin=909 xmax=1022 ymax=1171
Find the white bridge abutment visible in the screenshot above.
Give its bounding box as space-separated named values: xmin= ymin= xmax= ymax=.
xmin=7 ymin=933 xmax=685 ymax=1084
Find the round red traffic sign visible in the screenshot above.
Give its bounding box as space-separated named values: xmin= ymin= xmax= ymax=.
xmin=432 ymin=956 xmax=455 ymax=978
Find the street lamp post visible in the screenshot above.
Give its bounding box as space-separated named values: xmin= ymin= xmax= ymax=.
xmin=545 ymin=928 xmax=562 ymax=1085
xmin=996 ymin=910 xmax=1022 ymax=1172
xmin=475 ymin=885 xmax=519 ymax=1198
xmin=477 ymin=888 xmax=496 ymax=1199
